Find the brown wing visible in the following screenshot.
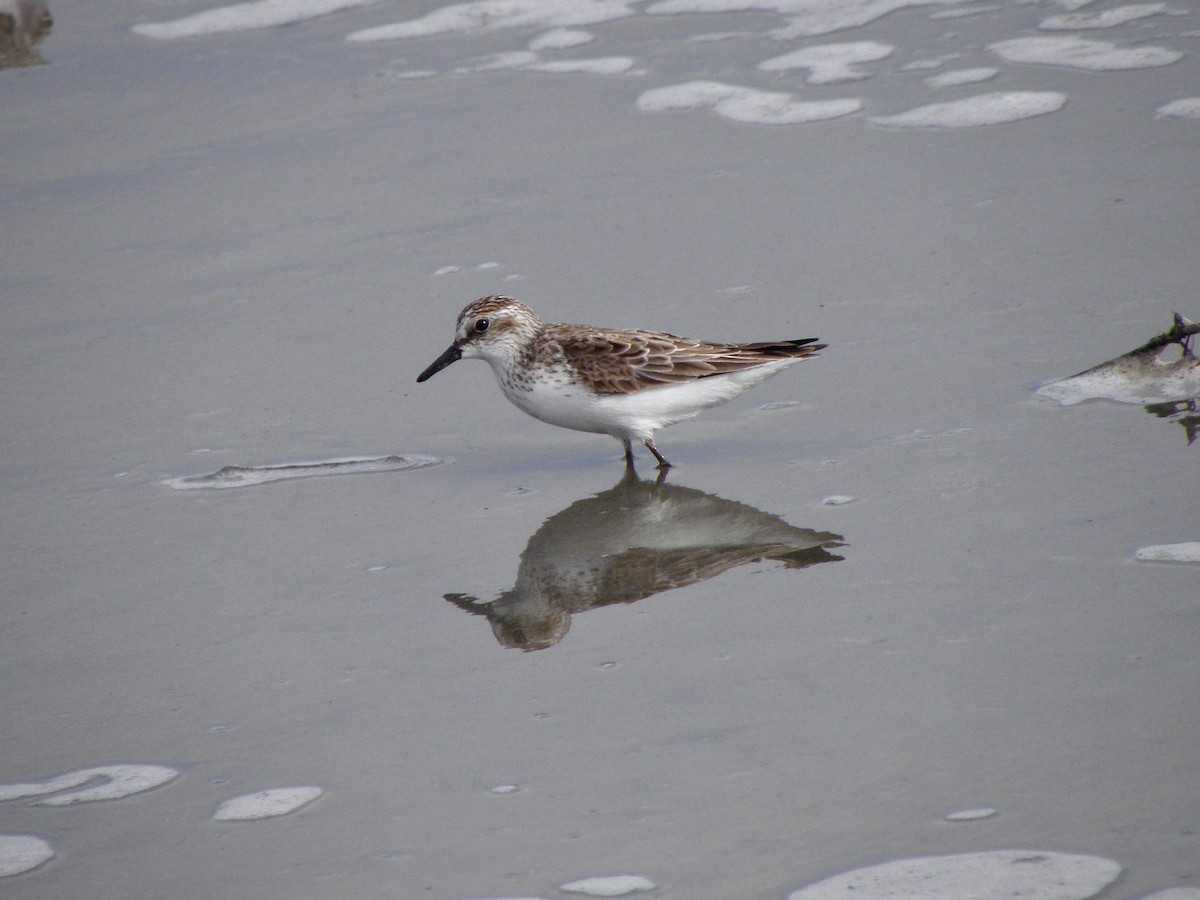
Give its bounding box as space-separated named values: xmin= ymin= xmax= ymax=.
xmin=547 ymin=324 xmax=824 ymax=396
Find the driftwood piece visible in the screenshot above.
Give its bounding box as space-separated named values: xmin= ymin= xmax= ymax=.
xmin=1038 ymin=313 xmax=1200 ymax=406
xmin=1119 ymin=312 xmax=1199 ymax=360
xmin=1037 ymin=313 xmax=1200 ymax=444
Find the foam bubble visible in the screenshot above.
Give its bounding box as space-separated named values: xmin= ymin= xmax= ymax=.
xmin=134 ymin=0 xmax=381 ymax=39
xmin=991 ymin=36 xmax=1182 ymax=70
xmin=931 ymin=4 xmax=1001 ymax=19
xmin=0 ymin=764 xmax=180 ymax=805
xmin=924 ymin=67 xmax=998 ymax=87
xmin=787 ymin=851 xmax=1122 ymax=900
xmin=1157 ymin=98 xmax=1200 ymax=119
xmin=944 ymin=807 xmax=997 ymax=820
xmin=0 ymin=835 xmax=54 ymax=878
xmin=450 ymin=49 xmax=631 ymax=74
xmin=870 ymin=91 xmax=1066 ymax=127
xmin=639 ymin=79 xmax=741 ymax=110
xmin=213 ymin=786 xmax=323 ymax=821
xmin=455 ymin=51 xmax=541 ymax=72
xmin=1040 ymin=3 xmax=1167 ymax=30
xmin=758 ymin=41 xmax=893 ymax=84
xmin=560 ymin=875 xmax=657 ymax=896
xmin=900 ymin=57 xmax=947 ymax=71
xmin=821 ymin=495 xmax=857 ymax=506
xmin=1134 ymin=542 xmax=1200 ymax=564
xmin=638 ymin=80 xmax=861 ymax=124
xmin=347 ymin=0 xmax=637 ymax=42
xmin=527 ymin=57 xmax=634 ymax=74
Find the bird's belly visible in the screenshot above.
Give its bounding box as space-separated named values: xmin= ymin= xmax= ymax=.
xmin=593 ymin=366 xmax=795 ymax=429
xmin=496 ymin=358 xmax=801 ymax=438
xmin=501 ymin=378 xmax=614 ymax=435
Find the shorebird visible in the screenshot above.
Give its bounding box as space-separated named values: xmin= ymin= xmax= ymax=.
xmin=417 ymin=296 xmax=824 ymax=468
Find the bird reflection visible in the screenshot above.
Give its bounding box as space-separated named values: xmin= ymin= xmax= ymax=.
xmin=445 ymin=470 xmax=845 ymax=650
xmin=0 ymin=0 xmax=52 ymax=68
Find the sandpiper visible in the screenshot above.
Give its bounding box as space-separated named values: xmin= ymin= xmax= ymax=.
xmin=416 ymin=296 xmax=825 ymax=468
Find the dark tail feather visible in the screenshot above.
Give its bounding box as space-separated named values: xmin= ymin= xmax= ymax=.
xmin=737 ymin=337 xmax=826 ymax=358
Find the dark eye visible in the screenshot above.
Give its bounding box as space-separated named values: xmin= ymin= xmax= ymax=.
xmin=474 ymin=318 xmax=490 ymax=333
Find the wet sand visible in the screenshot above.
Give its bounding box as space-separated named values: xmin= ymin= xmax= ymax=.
xmin=1 ymin=1 xmax=1198 ymax=898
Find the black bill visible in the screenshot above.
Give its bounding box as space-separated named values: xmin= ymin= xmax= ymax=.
xmin=416 ymin=344 xmax=462 ymax=382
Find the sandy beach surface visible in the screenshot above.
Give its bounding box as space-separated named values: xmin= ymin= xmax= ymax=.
xmin=2 ymin=1 xmax=1198 ymax=897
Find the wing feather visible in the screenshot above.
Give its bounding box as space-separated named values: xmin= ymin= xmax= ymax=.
xmin=546 ymin=324 xmax=824 ymax=396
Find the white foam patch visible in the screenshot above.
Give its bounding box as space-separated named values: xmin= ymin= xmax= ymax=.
xmin=925 ymin=66 xmax=998 ymax=87
xmin=1040 ymin=3 xmax=1167 ymax=30
xmin=870 ymin=91 xmax=1066 ymax=127
xmin=638 ymin=80 xmax=861 ymax=124
xmin=758 ymin=41 xmax=893 ymax=84
xmin=347 ymin=0 xmax=637 ymax=42
xmin=0 ymin=835 xmax=54 ymax=878
xmin=213 ymin=786 xmax=323 ymax=820
xmin=527 ymin=57 xmax=635 ymax=73
xmin=1157 ymin=98 xmax=1200 ymax=119
xmin=786 ymin=851 xmax=1122 ymax=900
xmin=991 ymin=36 xmax=1182 ymax=70
xmin=689 ymin=30 xmax=757 ymax=41
xmin=164 ymin=454 xmax=443 ymax=490
xmin=931 ymin=3 xmax=1001 ymax=18
xmin=0 ymin=765 xmax=180 ymax=805
xmin=133 ymin=0 xmax=382 ymax=39
xmin=456 ymin=51 xmax=541 ymax=71
xmin=529 ymin=27 xmax=595 ymax=49
xmin=821 ymin=495 xmax=857 ymax=506
xmin=900 ymin=57 xmax=948 ymax=71
xmin=1134 ymin=542 xmax=1200 ymax=563
xmin=453 ymin=50 xmax=632 ymax=73
xmin=944 ymin=806 xmax=997 ymax=820
xmin=560 ymin=875 xmax=657 ymax=896
xmin=645 ymin=0 xmax=968 ymax=40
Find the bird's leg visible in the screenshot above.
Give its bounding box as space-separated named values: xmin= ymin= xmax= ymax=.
xmin=622 ymin=438 xmax=636 ymax=470
xmin=644 ymin=438 xmax=672 ymax=470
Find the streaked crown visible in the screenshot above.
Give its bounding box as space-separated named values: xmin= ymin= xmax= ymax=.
xmin=453 ymin=296 xmax=544 ymax=355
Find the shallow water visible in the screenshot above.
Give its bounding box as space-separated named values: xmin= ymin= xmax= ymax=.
xmin=2 ymin=1 xmax=1198 ymax=897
